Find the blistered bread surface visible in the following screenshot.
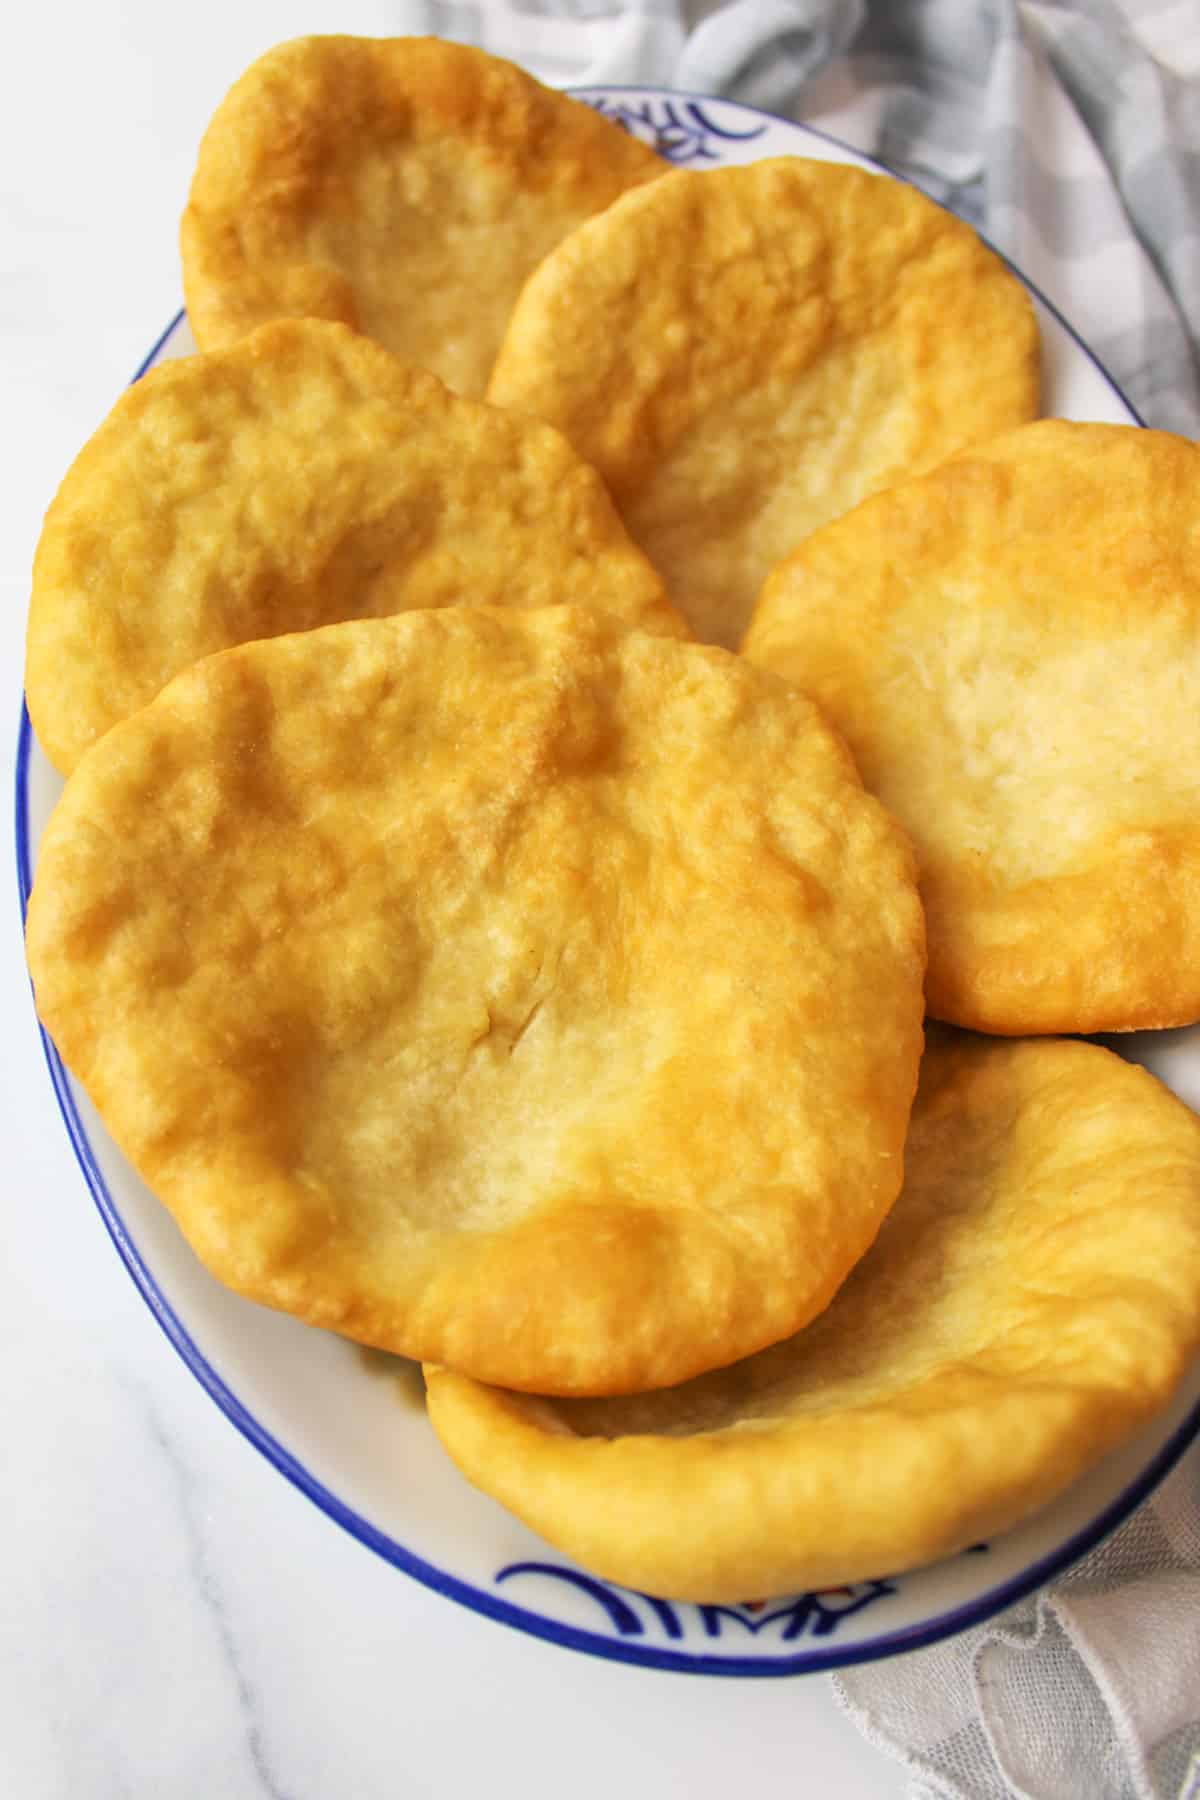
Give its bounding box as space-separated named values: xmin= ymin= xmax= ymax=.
xmin=744 ymin=420 xmax=1200 ymax=1034
xmin=25 ymin=319 xmax=682 ymax=775
xmin=489 ymin=156 xmax=1040 ymax=646
xmin=26 ymin=606 xmax=925 ymax=1397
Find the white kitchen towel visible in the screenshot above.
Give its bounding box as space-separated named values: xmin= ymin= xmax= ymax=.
xmin=387 ymin=4 xmax=1200 ymax=1795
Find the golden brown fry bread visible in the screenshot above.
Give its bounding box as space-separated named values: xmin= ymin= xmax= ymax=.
xmin=426 ymin=1029 xmax=1200 ymax=1601
xmin=180 ymin=36 xmax=664 ymax=394
xmin=25 ymin=319 xmax=684 ymax=777
xmin=488 ymin=157 xmax=1040 ymax=648
xmin=25 ymin=607 xmax=925 ymax=1397
xmin=744 ymin=420 xmax=1200 ymax=1036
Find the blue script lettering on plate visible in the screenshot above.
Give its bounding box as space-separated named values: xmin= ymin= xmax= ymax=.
xmin=584 ymin=96 xmax=767 ymax=165
xmin=495 ymin=1562 xmax=897 ymax=1643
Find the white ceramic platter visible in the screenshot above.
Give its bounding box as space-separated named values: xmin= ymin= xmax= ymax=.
xmin=18 ymin=88 xmax=1200 ymax=1676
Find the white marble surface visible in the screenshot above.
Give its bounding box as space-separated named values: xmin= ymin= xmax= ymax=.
xmin=1 ymin=5 xmax=907 ymax=1793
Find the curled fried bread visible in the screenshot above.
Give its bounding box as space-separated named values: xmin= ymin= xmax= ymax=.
xmin=427 ymin=1029 xmax=1200 ymax=1600
xmin=180 ymin=35 xmax=665 ymax=394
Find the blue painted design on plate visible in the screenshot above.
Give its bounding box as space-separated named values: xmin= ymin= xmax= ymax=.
xmin=495 ymin=1565 xmax=897 ymax=1643
xmin=583 ymin=94 xmax=767 ymax=163
xmin=497 ymin=1564 xmax=648 ymax=1635
xmin=700 ymin=1583 xmax=898 ymax=1642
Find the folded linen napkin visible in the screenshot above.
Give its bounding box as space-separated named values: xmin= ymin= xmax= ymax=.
xmin=835 ymin=1447 xmax=1200 ymax=1799
xmin=389 ymin=4 xmax=1200 ymax=1794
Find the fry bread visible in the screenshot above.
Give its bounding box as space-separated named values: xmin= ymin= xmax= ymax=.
xmin=744 ymin=420 xmax=1200 ymax=1035
xmin=180 ymin=36 xmax=664 ymax=395
xmin=25 ymin=607 xmax=925 ymax=1397
xmin=426 ymin=1029 xmax=1200 ymax=1601
xmin=488 ymin=157 xmax=1040 ymax=647
xmin=25 ymin=319 xmax=683 ymax=777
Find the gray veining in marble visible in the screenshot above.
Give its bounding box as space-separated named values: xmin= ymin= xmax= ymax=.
xmin=139 ymin=1391 xmax=299 ymax=1800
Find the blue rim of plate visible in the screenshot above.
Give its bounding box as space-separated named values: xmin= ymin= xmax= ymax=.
xmin=16 ymin=96 xmax=1193 ymax=1678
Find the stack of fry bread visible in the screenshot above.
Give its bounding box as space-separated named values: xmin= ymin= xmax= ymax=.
xmin=24 ymin=36 xmax=1200 ymax=1605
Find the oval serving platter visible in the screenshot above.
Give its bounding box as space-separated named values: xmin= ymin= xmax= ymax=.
xmin=17 ymin=88 xmax=1200 ymax=1677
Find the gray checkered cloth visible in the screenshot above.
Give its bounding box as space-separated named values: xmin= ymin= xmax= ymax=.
xmin=389 ymin=5 xmax=1200 ymax=1795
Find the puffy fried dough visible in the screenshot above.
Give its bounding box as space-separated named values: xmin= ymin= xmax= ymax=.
xmin=488 ymin=157 xmax=1040 ymax=647
xmin=180 ymin=35 xmax=664 ymax=394
xmin=744 ymin=420 xmax=1200 ymax=1035
xmin=25 ymin=319 xmax=683 ymax=776
xmin=426 ymin=1029 xmax=1200 ymax=1601
xmin=25 ymin=607 xmax=925 ymax=1397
